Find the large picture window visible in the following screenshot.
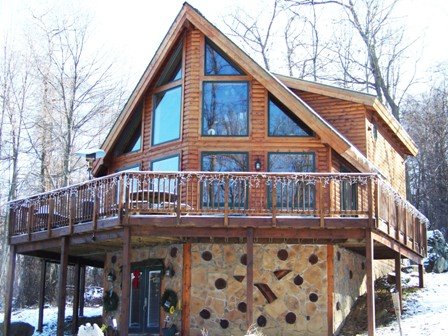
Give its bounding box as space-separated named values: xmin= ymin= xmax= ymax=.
xmin=152 ymin=86 xmax=181 ymax=145
xmin=151 ymin=155 xmax=180 ymax=194
xmin=202 ymin=82 xmax=248 ymax=136
xmin=268 ymin=96 xmax=313 ymax=137
xmin=268 ymin=152 xmax=315 ymax=211
xmin=201 ymin=152 xmax=248 ymax=209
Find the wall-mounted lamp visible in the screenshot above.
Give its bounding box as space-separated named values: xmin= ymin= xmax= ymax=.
xmin=165 ymin=263 xmax=175 ymax=277
xmin=75 ymin=148 xmax=106 ymax=180
xmin=254 ymin=158 xmax=262 ymax=172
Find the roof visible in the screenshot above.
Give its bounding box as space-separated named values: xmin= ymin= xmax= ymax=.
xmin=98 ymin=2 xmax=407 ymax=175
xmin=275 ymin=74 xmax=418 ymax=156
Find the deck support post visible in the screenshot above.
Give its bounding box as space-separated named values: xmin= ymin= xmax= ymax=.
xmin=418 ymin=263 xmax=424 ymax=288
xmin=120 ymin=227 xmax=131 ymax=336
xmin=327 ymin=245 xmax=334 ymax=335
xmin=4 ymin=245 xmax=16 ymax=336
xmin=246 ymin=228 xmax=254 ymax=329
xmin=57 ymin=237 xmax=69 ymax=336
xmin=366 ymin=230 xmax=375 ymax=336
xmin=72 ymin=262 xmax=81 ymax=334
xmin=38 ymin=259 xmax=47 ymax=332
xmin=79 ymin=265 xmax=86 ymax=316
xmin=181 ymin=242 xmax=192 ymax=336
xmin=394 ymin=253 xmax=403 ymax=312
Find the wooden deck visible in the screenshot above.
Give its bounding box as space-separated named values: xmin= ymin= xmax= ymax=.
xmin=8 ymin=171 xmax=427 ymax=261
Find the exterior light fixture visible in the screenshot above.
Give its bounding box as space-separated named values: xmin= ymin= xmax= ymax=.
xmin=75 ymin=148 xmax=106 ymax=180
xmin=165 ymin=263 xmax=175 ymax=277
xmin=255 ymin=158 xmax=262 ymax=172
xmin=107 ymin=269 xmax=116 ymax=282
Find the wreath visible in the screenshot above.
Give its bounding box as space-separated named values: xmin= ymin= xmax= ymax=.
xmin=103 ymin=291 xmax=119 ymax=312
xmin=161 ymin=289 xmax=178 ymax=313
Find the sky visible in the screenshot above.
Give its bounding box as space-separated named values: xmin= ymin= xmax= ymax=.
xmin=1 ymin=0 xmax=447 ymax=93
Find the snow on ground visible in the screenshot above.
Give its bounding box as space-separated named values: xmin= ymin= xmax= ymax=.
xmin=359 ymin=271 xmax=448 ymax=336
xmin=0 ymin=305 xmax=102 ymax=336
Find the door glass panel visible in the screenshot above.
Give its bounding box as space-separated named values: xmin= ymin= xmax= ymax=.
xmin=147 ymin=271 xmax=162 ymax=330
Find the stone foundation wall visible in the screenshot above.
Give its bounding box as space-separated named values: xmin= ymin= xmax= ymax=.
xmin=190 ymin=243 xmax=328 ymax=336
xmin=332 ymin=247 xmax=393 ymax=333
xmin=103 ymin=244 xmax=183 ymax=330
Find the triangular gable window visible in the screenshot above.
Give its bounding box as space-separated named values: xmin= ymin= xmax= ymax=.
xmin=114 ymin=104 xmax=143 ymax=155
xmin=156 ymin=42 xmax=183 ymax=87
xmin=268 ymin=96 xmax=313 ymax=137
xmin=205 ymin=39 xmax=244 ymax=76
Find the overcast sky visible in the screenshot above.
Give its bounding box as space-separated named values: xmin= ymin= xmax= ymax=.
xmin=1 ymin=0 xmax=447 ymax=93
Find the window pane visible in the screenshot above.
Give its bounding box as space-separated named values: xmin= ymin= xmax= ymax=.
xmin=151 ymin=156 xmax=179 ymax=193
xmin=156 ymin=42 xmax=182 ymax=86
xmin=201 ymin=153 xmax=248 ymax=209
xmin=153 ymin=86 xmax=181 ymax=145
xmin=202 ymin=82 xmax=248 ymax=136
xmin=152 ymin=156 xmax=179 ymax=172
xmin=205 ymin=41 xmax=243 ymax=75
xmin=269 ymin=98 xmax=313 ymax=136
xmin=268 ymin=153 xmax=315 ymax=211
xmin=269 ymin=153 xmax=314 ymax=172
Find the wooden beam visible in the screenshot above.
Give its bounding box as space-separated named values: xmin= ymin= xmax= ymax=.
xmin=57 ymin=237 xmax=69 ymax=336
xmin=37 ymin=259 xmax=47 ymax=332
xmin=20 ymin=250 xmax=104 ymax=268
xmin=120 ymin=227 xmax=131 ymax=336
xmin=366 ymin=231 xmax=375 ymax=336
xmin=371 ymin=231 xmax=422 ymax=263
xmin=181 ymin=243 xmax=192 ymax=336
xmin=3 ymin=245 xmax=16 ymax=336
xmin=418 ymin=263 xmax=424 ymax=288
xmin=394 ymin=253 xmax=403 ymax=312
xmin=79 ymin=266 xmax=86 ymax=317
xmin=246 ymin=228 xmax=254 ymax=328
xmin=327 ymin=245 xmax=334 ymax=336
xmin=72 ymin=262 xmax=81 ymax=334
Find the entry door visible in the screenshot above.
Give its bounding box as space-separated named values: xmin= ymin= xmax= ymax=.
xmin=129 ymin=267 xmax=162 ymax=334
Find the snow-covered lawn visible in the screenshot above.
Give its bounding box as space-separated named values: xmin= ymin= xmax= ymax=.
xmin=359 ymin=271 xmax=448 ymax=336
xmin=0 ymin=305 xmax=102 ymax=336
xmin=1 ymin=272 xmax=448 ymax=335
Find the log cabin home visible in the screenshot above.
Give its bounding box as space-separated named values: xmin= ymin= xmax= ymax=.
xmin=5 ymin=3 xmax=428 ymax=336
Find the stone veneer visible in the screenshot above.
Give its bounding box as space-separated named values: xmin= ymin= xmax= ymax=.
xmin=190 ymin=244 xmax=328 ymax=336
xmin=103 ymin=244 xmax=184 ymax=331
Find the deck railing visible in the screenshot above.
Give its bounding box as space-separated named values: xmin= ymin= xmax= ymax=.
xmin=8 ymin=171 xmax=428 ymax=255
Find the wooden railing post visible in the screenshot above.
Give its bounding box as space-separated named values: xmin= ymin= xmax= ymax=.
xmin=47 ymin=198 xmax=54 ymax=238
xmin=224 ymin=176 xmax=229 ymax=226
xmin=367 ymin=178 xmax=373 ymax=228
xmin=271 ymin=182 xmax=277 ymax=227
xmin=176 ymin=176 xmax=182 ymax=225
xmin=374 ymin=180 xmax=380 ymax=228
xmin=27 ymin=204 xmax=34 ymax=241
xmin=319 ymin=181 xmax=325 ymax=227
xmin=69 ymin=193 xmax=76 ymax=235
xmin=92 ymin=183 xmax=99 ymax=232
xmin=118 ymin=174 xmax=125 ymax=225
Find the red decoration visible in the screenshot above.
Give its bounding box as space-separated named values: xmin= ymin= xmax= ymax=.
xmin=132 ymin=269 xmax=141 ymax=289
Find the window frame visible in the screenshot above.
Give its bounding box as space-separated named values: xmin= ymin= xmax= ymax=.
xmin=267 ymin=95 xmax=314 ymax=138
xmin=267 ymin=152 xmax=316 ymax=172
xmin=201 ymin=80 xmax=250 ymax=137
xmin=151 ymin=85 xmax=183 ymax=147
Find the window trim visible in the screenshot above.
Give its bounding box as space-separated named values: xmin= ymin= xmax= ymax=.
xmin=151 ymin=85 xmax=182 ymax=147
xmin=204 ymin=38 xmax=245 ymax=76
xmin=267 ymin=95 xmax=314 ymax=138
xmin=201 ymin=81 xmax=250 ymax=137
xmin=150 ymin=153 xmax=181 ymax=171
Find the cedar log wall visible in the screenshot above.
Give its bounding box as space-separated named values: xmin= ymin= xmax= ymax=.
xmin=106 ymin=27 xmax=406 ymax=198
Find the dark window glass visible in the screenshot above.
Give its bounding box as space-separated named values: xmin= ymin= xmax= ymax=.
xmin=340 ymin=166 xmax=358 ymax=211
xmin=201 ymin=153 xmax=248 ymax=209
xmin=202 ymin=82 xmax=248 ymax=136
xmin=268 ymin=97 xmax=313 ymax=136
xmin=114 ymin=104 xmax=142 ymax=156
xmin=156 ymin=43 xmax=182 ymax=86
xmin=152 ymin=86 xmax=181 ymax=145
xmin=268 ymin=153 xmax=315 ymax=211
xmin=205 ymin=40 xmax=243 ymax=75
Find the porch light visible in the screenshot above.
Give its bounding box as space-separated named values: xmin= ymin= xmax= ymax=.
xmin=75 ymin=148 xmax=106 ymax=180
xmin=255 ymin=158 xmax=262 ymax=172
xmin=165 ymin=263 xmax=175 ymax=277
